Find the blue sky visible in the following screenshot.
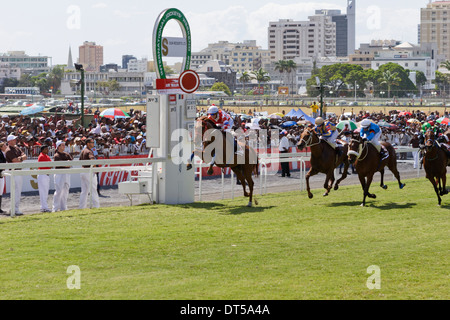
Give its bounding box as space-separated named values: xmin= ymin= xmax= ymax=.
xmin=0 ymin=0 xmax=428 ymax=66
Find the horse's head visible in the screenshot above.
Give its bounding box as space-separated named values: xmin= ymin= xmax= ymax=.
xmin=347 ymin=134 xmax=363 ymax=164
xmin=297 ymin=128 xmax=318 ymax=151
xmin=424 ymin=130 xmax=436 ymax=151
xmin=196 ymin=116 xmax=221 ymax=147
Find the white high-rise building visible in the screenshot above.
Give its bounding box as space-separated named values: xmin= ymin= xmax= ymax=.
xmin=347 ymin=0 xmax=356 ymax=56
xmin=268 ymin=16 xmax=336 ymax=62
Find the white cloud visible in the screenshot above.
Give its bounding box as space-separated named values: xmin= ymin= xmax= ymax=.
xmin=186 ymin=2 xmax=344 ymax=51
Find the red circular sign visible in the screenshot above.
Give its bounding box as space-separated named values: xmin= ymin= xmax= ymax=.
xmin=179 ymin=70 xmax=200 ymax=94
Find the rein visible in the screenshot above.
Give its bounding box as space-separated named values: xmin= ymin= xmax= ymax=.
xmin=424 ymin=140 xmax=439 ymax=162
xmin=348 ymin=139 xmax=368 ymax=161
xmin=300 ymin=131 xmax=321 ymax=148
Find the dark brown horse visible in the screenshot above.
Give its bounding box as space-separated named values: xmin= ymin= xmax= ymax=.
xmin=348 ymin=135 xmax=405 ymax=207
xmin=193 ymin=116 xmax=259 ymax=207
xmin=423 ymin=130 xmax=448 ymax=206
xmin=297 ymin=128 xmax=350 ymax=199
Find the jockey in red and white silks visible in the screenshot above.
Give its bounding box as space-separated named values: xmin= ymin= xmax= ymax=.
xmin=207 ymin=105 xmax=234 ymax=132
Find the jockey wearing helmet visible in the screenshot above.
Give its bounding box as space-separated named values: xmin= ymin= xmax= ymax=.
xmin=207 ymin=105 xmax=234 ymax=132
xmin=314 ymin=117 xmax=340 ymax=150
xmin=360 ymin=119 xmax=388 ymax=159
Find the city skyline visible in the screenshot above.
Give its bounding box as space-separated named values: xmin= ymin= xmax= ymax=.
xmin=0 ymin=0 xmax=429 ymax=67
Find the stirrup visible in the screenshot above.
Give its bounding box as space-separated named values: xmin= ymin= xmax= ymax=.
xmin=186 ymin=164 xmax=193 ymax=171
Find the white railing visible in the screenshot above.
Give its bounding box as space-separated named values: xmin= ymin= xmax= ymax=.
xmin=0 ymin=157 xmax=163 ymax=217
xmin=193 ymin=151 xmax=310 ymax=200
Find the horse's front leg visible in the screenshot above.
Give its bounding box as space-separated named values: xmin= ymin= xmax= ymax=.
xmin=324 ymin=171 xmax=335 ymax=197
xmin=306 ymin=168 xmax=319 ymax=199
xmin=428 ymin=176 xmax=442 ymax=206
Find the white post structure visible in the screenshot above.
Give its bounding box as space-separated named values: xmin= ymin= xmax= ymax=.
xmin=148 ymin=8 xmax=198 ymax=205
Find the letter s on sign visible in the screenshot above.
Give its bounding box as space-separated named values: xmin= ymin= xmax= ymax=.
xmin=162 ymin=38 xmax=169 ymax=57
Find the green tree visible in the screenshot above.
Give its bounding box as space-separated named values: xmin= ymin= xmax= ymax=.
xmin=251 ymin=68 xmax=270 ymax=94
xmin=440 ymin=60 xmax=450 ymax=71
xmin=210 ymin=82 xmax=231 ymax=96
xmin=274 ymin=60 xmax=287 ymax=86
xmin=433 ymin=71 xmax=450 ymax=93
xmin=285 ymin=60 xmax=297 ymax=96
xmin=239 ymin=71 xmax=252 ymax=95
xmin=375 ymin=63 xmax=417 ymax=98
xmin=378 ymin=70 xmax=401 ymax=99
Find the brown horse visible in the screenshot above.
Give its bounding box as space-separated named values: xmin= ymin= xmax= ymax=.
xmin=348 ymin=135 xmax=405 ymax=207
xmin=423 ymin=130 xmax=448 ymax=206
xmin=297 ymin=128 xmax=350 ymax=199
xmin=193 ymin=116 xmax=259 ymax=207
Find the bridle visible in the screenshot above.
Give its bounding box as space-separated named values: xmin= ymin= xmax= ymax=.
xmin=348 ymin=138 xmax=369 ymax=161
xmin=300 ymin=129 xmax=321 ymax=148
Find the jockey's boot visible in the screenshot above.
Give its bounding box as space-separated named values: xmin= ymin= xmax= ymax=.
xmin=380 ymin=146 xmax=389 ymax=160
xmin=186 ymin=163 xmax=193 ymax=171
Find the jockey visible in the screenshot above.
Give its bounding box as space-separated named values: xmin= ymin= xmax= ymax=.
xmin=186 ymin=105 xmax=242 ymax=171
xmin=207 ymin=105 xmax=234 ymax=132
xmin=437 ymin=133 xmax=450 ymax=159
xmin=360 ymin=119 xmax=388 ymax=159
xmin=314 ymin=117 xmax=341 ymax=155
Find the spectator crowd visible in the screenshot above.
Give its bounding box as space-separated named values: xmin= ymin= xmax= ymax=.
xmin=0 ymin=108 xmax=149 ymax=160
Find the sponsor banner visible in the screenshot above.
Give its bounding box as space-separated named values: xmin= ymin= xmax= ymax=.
xmin=162 ymin=37 xmax=187 ymax=58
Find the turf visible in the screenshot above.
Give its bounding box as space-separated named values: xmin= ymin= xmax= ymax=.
xmin=0 ymin=177 xmax=448 ymax=300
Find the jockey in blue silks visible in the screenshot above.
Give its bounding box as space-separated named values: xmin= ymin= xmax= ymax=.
xmin=314 ymin=117 xmax=342 ymax=156
xmin=360 ymin=119 xmax=387 ymax=159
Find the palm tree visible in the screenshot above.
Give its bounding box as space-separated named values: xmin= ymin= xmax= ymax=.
xmin=239 ymin=71 xmax=252 ymax=95
xmin=251 ymin=68 xmax=271 ymax=95
xmin=285 ymin=60 xmax=297 ymax=96
xmin=274 ymin=60 xmax=287 ymax=86
xmin=440 ymin=60 xmax=450 ymax=71
xmin=378 ymin=70 xmax=401 ymax=99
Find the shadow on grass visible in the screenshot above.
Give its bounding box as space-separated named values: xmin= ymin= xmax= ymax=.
xmin=326 ymin=201 xmax=417 ymax=210
xmin=179 ymin=202 xmax=275 ymax=216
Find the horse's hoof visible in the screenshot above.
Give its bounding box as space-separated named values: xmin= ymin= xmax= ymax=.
xmin=360 ymin=203 xmax=365 ymax=207
xmin=400 ymin=183 xmax=405 ymax=189
xmin=323 ymin=193 xmax=329 ymax=197
xmin=207 ymin=169 xmax=214 ymax=176
xmin=308 ymin=194 xmax=314 ymax=199
xmin=247 ymin=202 xmax=253 ymax=207
xmin=334 ymin=185 xmax=339 ymax=191
xmin=382 ymin=185 xmax=388 ymax=190
xmin=368 ymin=194 xmax=376 ymax=199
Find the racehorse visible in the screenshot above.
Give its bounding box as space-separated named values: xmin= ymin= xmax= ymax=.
xmin=194 ymin=116 xmax=259 ymax=207
xmin=423 ymin=130 xmax=448 ymax=206
xmin=348 ymin=135 xmax=405 ymax=207
xmin=297 ymin=128 xmax=350 ymax=199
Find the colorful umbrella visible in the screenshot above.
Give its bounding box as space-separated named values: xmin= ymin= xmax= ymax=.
xmin=269 ymin=114 xmax=282 ymax=120
xmin=377 ymin=120 xmax=392 ymax=128
xmin=439 ymin=118 xmax=450 ymax=125
xmin=20 ymin=104 xmax=45 ymax=115
xmin=100 ymin=108 xmax=130 ymax=119
xmin=399 ymin=111 xmax=412 ymax=116
xmin=281 ymin=121 xmax=297 ymax=128
xmin=336 ymin=120 xmax=358 ymax=131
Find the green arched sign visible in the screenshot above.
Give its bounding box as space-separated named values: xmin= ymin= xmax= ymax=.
xmin=153 ymin=8 xmax=192 ymax=80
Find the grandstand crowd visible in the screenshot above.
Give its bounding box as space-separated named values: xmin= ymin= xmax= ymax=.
xmin=0 ymin=108 xmax=149 ymax=160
